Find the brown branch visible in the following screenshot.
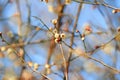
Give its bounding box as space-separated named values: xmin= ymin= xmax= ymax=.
xmin=66 ymin=1 xmax=83 ymax=80
xmin=69 ymin=48 xmax=120 ymax=74
xmin=85 ymin=54 xmax=120 ymax=74
xmin=15 ymin=0 xmax=22 ymax=36
xmin=72 ymin=0 xmax=118 ymax=9
xmin=40 ymin=1 xmax=66 ymax=79
xmin=0 ymin=39 xmax=50 ymax=48
xmin=70 ymin=33 xmax=116 ymax=60
xmin=59 ymin=44 xmax=68 ymax=80
xmin=1 ymin=35 xmax=51 ymax=80
xmin=62 ymin=35 xmax=120 ymax=74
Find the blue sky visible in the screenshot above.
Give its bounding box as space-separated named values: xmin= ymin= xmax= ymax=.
xmin=0 ymin=0 xmax=120 ymax=80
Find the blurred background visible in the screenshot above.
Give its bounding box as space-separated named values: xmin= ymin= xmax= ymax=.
xmin=0 ymin=0 xmax=120 ymax=80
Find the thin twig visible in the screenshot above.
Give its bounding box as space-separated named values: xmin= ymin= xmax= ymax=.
xmin=59 ymin=44 xmax=68 ymax=80
xmin=70 ymin=34 xmax=116 ymax=60
xmin=0 ymin=39 xmax=50 ymax=48
xmin=32 ymin=16 xmax=51 ymax=32
xmin=62 ymin=38 xmax=120 ymax=74
xmin=66 ymin=2 xmax=83 ymax=80
xmin=70 ymin=48 xmax=120 ymax=73
xmin=77 ymin=31 xmax=87 ymax=52
xmin=85 ymin=54 xmax=120 ymax=73
xmin=72 ymin=0 xmax=118 ymax=9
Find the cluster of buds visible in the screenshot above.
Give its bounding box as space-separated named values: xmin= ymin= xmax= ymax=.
xmin=45 ymin=64 xmax=51 ymax=74
xmin=54 ymin=32 xmax=66 ymax=43
xmin=0 ymin=47 xmax=17 ymax=59
xmin=27 ymin=62 xmax=40 ymax=71
xmin=7 ymin=48 xmax=17 ymax=60
xmin=1 ymin=47 xmax=23 ymax=59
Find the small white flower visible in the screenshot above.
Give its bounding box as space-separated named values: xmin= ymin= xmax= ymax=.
xmin=48 ymin=5 xmax=54 ymax=13
xmin=52 ymin=19 xmax=57 ymax=25
xmin=33 ymin=63 xmax=39 ymax=71
xmin=54 ymin=33 xmax=60 ymax=39
xmin=112 ymin=9 xmax=117 ymax=14
xmin=81 ymin=37 xmax=85 ymax=41
xmin=60 ymin=33 xmax=66 ymax=39
xmin=1 ymin=47 xmax=6 ymax=51
xmin=27 ymin=61 xmax=33 ymax=67
xmin=7 ymin=48 xmax=13 ymax=54
xmin=55 ymin=39 xmax=59 ymax=43
xmin=45 ymin=64 xmax=50 ymax=69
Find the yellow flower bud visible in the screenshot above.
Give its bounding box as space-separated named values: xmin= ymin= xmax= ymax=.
xmin=45 ymin=64 xmax=50 ymax=69
xmin=65 ymin=0 xmax=71 ymax=5
xmin=28 ymin=61 xmax=33 ymax=67
xmin=7 ymin=48 xmax=13 ymax=54
xmin=52 ymin=19 xmax=57 ymax=25
xmin=33 ymin=63 xmax=39 ymax=71
xmin=54 ymin=33 xmax=60 ymax=39
xmin=1 ymin=47 xmax=6 ymax=51
xmin=60 ymin=33 xmax=66 ymax=39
